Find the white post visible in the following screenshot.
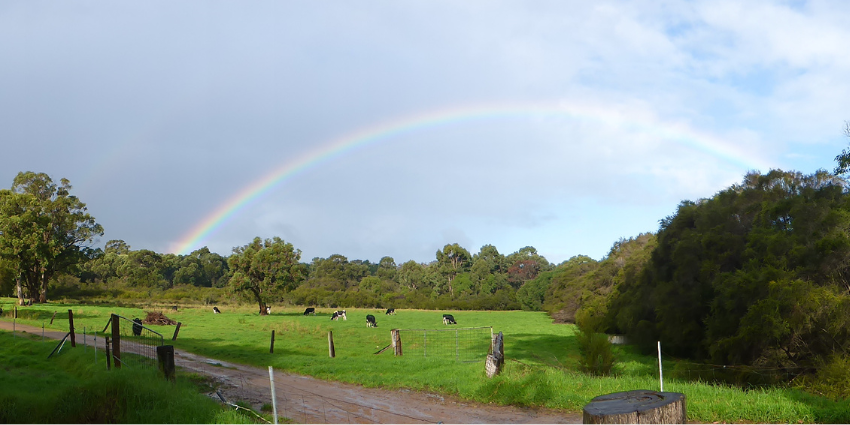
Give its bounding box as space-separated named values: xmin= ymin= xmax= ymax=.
xmin=268 ymin=366 xmax=278 ymax=425
xmin=657 ymin=341 xmax=663 ymax=392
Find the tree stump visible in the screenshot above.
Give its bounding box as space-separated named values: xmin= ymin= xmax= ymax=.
xmin=583 ymin=390 xmax=686 ymax=424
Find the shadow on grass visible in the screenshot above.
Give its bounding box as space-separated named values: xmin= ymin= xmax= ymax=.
xmin=173 ymin=336 xmax=302 ymax=360
xmin=506 ymin=333 xmax=656 ymax=377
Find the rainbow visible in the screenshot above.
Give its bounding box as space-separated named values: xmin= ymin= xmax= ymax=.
xmin=171 ymin=100 xmax=771 ymax=255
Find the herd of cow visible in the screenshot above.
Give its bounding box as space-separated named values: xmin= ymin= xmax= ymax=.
xmin=209 ymin=306 xmax=458 ymax=328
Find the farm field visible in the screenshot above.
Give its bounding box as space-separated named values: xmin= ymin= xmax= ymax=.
xmin=0 ymin=328 xmax=254 ymax=423
xmin=1 ymin=298 xmax=849 ymax=423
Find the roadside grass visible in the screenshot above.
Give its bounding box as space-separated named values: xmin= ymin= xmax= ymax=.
xmin=0 ymin=330 xmax=258 ymax=424
xmin=2 ymin=298 xmax=849 ymax=423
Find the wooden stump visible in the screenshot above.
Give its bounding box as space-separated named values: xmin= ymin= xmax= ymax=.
xmin=583 ymin=390 xmax=686 ymax=424
xmin=485 ymin=331 xmax=504 ymax=378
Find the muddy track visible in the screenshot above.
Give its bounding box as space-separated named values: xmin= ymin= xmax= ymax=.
xmin=0 ymin=320 xmax=581 ymax=424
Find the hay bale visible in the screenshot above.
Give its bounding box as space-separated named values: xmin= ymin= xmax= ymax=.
xmin=143 ymin=311 xmax=177 ymax=326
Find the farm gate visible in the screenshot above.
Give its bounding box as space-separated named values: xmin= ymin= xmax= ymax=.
xmin=103 ymin=314 xmax=164 ymax=369
xmin=395 ymin=326 xmax=492 ymax=362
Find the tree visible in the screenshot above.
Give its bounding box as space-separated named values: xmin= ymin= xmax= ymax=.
xmin=228 ymin=237 xmax=305 ymax=315
xmin=0 ymin=172 xmax=102 ymax=304
xmin=436 ymin=243 xmax=471 ymax=297
xmin=833 ymin=121 xmax=850 ymax=175
xmin=376 ymin=256 xmax=397 ymax=281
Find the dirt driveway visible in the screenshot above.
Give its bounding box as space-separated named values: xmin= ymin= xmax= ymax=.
xmin=0 ymin=320 xmax=581 ymax=424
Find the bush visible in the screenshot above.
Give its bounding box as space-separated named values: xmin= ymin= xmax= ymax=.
xmin=575 ymin=314 xmax=616 ymax=376
xmin=798 ymin=355 xmax=850 ymax=401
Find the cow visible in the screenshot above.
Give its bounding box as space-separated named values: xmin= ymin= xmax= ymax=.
xmin=171 ymin=305 xmax=178 ymax=312
xmin=385 ymin=308 xmax=395 ymax=315
xmin=213 ymin=306 xmax=222 ymax=314
xmin=366 ymin=314 xmax=377 ymax=328
xmin=303 ymin=307 xmax=315 ymax=316
xmin=443 ymin=314 xmax=456 ymax=325
xmin=331 ymin=310 xmax=347 ymax=321
xmin=265 ymin=306 xmax=271 ymax=315
xmin=132 ymin=318 xmax=143 ymax=336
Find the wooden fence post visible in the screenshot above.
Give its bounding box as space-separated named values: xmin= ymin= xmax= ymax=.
xmin=391 ymin=329 xmax=403 ymax=356
xmin=105 ymin=336 xmax=112 ymax=370
xmin=270 ymin=330 xmax=275 ymax=354
xmin=68 ymin=309 xmax=76 ymax=348
xmin=486 ymin=331 xmax=504 ymax=378
xmin=172 ymin=322 xmax=182 ymax=341
xmin=328 ymin=331 xmax=335 ymax=358
xmin=157 ymin=345 xmax=176 ymax=382
xmin=50 ymin=311 xmax=57 ymax=324
xmin=110 ymin=313 xmax=121 ymax=369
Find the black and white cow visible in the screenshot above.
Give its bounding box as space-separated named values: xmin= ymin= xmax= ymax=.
xmin=385 ymin=308 xmax=395 ymax=315
xmin=331 ymin=310 xmax=347 ymax=321
xmin=265 ymin=306 xmax=271 ymax=315
xmin=442 ymin=314 xmax=456 ymax=325
xmin=132 ymin=318 xmax=143 ymax=336
xmin=213 ymin=306 xmax=222 ymax=314
xmin=303 ymin=307 xmax=315 ymax=315
xmin=366 ymin=314 xmax=377 ymax=328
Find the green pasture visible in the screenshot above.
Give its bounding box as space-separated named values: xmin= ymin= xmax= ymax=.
xmin=2 ymin=298 xmax=849 ymax=423
xmin=0 ymin=329 xmax=258 ymax=423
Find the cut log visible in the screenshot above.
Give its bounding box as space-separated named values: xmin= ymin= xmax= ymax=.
xmin=583 ymin=390 xmax=686 ymax=424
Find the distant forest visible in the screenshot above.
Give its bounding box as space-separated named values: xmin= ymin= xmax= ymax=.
xmin=3 ymin=164 xmax=850 ymax=385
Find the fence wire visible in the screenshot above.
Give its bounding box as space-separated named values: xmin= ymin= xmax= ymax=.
xmin=110 ymin=315 xmax=164 ymax=369
xmin=398 ymin=326 xmax=492 ymax=362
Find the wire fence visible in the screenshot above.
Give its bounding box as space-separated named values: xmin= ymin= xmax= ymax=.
xmin=397 ymin=326 xmax=493 ymax=362
xmin=108 ymin=314 xmax=164 ymax=370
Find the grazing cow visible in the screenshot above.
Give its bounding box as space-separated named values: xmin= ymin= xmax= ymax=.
xmin=303 ymin=307 xmax=315 ymax=316
xmin=366 ymin=314 xmax=377 ymax=328
xmin=213 ymin=306 xmax=221 ymax=314
xmin=385 ymin=308 xmax=395 ymax=315
xmin=443 ymin=314 xmax=457 ymax=325
xmin=171 ymin=305 xmax=178 ymax=312
xmin=132 ymin=318 xmax=143 ymax=336
xmin=331 ymin=310 xmax=347 ymax=321
xmin=265 ymin=306 xmax=271 ymax=315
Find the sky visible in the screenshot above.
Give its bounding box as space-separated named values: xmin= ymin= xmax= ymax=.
xmin=2 ymin=1 xmax=850 ymax=265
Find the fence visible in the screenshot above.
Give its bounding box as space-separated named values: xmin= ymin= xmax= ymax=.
xmin=396 ymin=326 xmax=492 ymax=362
xmin=105 ymin=314 xmax=164 ymax=369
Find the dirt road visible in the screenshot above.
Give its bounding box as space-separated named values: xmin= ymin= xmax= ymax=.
xmin=0 ymin=320 xmax=581 ymax=424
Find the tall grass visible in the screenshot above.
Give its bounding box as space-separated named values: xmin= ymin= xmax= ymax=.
xmin=0 ymin=330 xmax=254 ymax=424
xmin=2 ymin=298 xmax=849 ymax=423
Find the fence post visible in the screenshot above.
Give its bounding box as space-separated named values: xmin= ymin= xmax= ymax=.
xmin=269 ymin=367 xmax=279 ymax=425
xmin=157 ymin=345 xmax=175 ymax=381
xmin=391 ymin=329 xmax=403 ymax=356
xmin=68 ymin=309 xmax=76 ymax=348
xmin=110 ymin=313 xmax=121 ymax=369
xmin=486 ymin=332 xmax=504 ymax=378
xmin=270 ymin=330 xmax=275 ymax=354
xmin=328 ymin=331 xmax=335 ymax=358
xmin=105 ymin=336 xmax=112 ymax=370
xmin=50 ymin=311 xmax=56 ymax=324
xmin=172 ymin=322 xmax=182 ymax=341
xmin=456 ymin=329 xmax=459 ymax=362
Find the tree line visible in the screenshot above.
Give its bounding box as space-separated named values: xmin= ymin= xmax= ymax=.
xmin=3 ymin=148 xmax=850 ymax=387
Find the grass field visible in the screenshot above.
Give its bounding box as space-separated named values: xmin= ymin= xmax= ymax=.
xmin=2 ymin=298 xmax=849 ymax=423
xmin=0 ymin=328 xmax=258 ymax=423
